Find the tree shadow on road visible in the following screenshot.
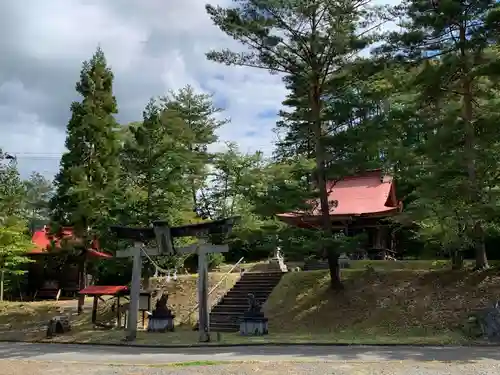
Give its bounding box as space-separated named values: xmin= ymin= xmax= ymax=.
xmin=0 ymin=343 xmax=500 ymax=363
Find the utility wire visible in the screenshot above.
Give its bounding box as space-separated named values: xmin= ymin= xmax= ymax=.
xmin=2 ymin=152 xmax=64 ymax=159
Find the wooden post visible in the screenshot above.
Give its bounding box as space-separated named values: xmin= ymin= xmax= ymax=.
xmin=178 ymin=241 xmax=229 ymax=343
xmin=116 ymin=296 xmax=121 ymax=327
xmin=126 ymin=242 xmax=142 ymax=341
xmin=0 ymin=270 xmax=4 ymax=302
xmin=198 ymin=246 xmax=209 ymax=342
xmin=91 ymin=296 xmax=98 ymax=323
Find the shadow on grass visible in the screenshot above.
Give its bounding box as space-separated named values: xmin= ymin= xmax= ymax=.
xmin=262 ymin=268 xmax=500 ymax=342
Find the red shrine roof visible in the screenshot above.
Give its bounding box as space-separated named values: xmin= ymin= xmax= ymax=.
xmin=277 ymin=169 xmax=402 ymax=225
xmin=29 ymin=226 xmax=112 ymax=258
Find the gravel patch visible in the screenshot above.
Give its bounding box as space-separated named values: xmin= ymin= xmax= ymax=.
xmin=1 ymin=360 xmax=500 ymax=375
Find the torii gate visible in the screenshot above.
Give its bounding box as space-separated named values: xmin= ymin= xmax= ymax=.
xmin=110 ymin=216 xmax=239 ymax=342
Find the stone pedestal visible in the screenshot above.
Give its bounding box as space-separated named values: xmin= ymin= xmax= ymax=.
xmin=147 ymin=315 xmax=175 ymax=332
xmin=240 ymin=316 xmax=268 ymax=336
xmin=239 ymin=293 xmax=269 ymax=336
xmin=46 ymin=315 xmax=71 ymax=338
xmin=146 ymin=293 xmax=175 ymax=332
xmin=467 ymin=301 xmax=500 ymax=341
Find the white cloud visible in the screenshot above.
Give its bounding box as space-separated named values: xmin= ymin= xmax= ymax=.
xmin=0 ymin=0 xmax=399 ymax=178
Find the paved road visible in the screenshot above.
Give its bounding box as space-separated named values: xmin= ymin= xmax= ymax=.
xmin=0 ymin=342 xmax=500 ymax=364
xmin=2 ymin=343 xmax=500 ymax=375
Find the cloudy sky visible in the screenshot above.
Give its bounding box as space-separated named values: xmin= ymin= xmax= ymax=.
xmin=0 ymin=0 xmax=397 ymax=179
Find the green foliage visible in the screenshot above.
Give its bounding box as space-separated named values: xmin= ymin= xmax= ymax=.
xmin=206 ymin=0 xmax=391 ymax=288
xmin=10 ymin=1 xmax=500 ymax=287
xmin=378 ymin=0 xmax=500 ymax=268
xmin=24 ymin=172 xmax=53 ymax=232
xmin=50 ymin=47 xmax=121 ymax=241
xmin=0 ymin=153 xmax=33 ymax=274
xmin=162 ymin=85 xmax=227 ymax=205
xmin=0 ymin=216 xmax=33 ymax=274
xmin=119 ymin=98 xmax=191 ymax=225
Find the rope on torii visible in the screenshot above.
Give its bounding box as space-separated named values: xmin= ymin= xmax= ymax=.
xmin=140 ymin=248 xmax=191 ymax=281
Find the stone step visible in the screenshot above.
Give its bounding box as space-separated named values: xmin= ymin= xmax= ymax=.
xmin=220 ymin=296 xmax=269 ymax=303
xmin=234 ymin=282 xmax=279 ymax=286
xmin=238 ymin=274 xmax=283 ymax=279
xmin=239 ymin=277 xmax=283 ymax=281
xmin=211 ymin=304 xmax=248 ymax=310
xmin=211 ymin=310 xmax=247 ymax=316
xmin=235 ymin=281 xmax=281 ymax=286
xmin=226 ymin=288 xmax=276 ymax=294
xmin=211 ymin=308 xmax=247 ymax=315
xmin=210 ymin=316 xmax=240 ymax=325
xmin=225 ymin=290 xmax=274 ymax=296
xmin=222 ymin=295 xmax=271 ymax=302
xmin=197 ymin=271 xmax=282 ymax=331
xmin=236 ymin=277 xmax=282 ymax=282
xmin=211 ymin=311 xmax=246 ymax=317
xmin=209 ymin=324 xmax=239 ymax=332
xmin=224 ymin=290 xmax=271 ymax=295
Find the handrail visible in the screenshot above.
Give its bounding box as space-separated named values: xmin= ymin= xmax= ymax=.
xmin=184 ymin=256 xmax=245 ymax=323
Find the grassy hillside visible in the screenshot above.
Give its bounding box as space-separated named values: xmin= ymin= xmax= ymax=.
xmin=2 ymin=267 xmax=499 ymax=345
xmin=150 ymin=273 xmax=239 ymax=324
xmin=263 ymin=268 xmax=500 ymax=343
xmin=0 ymin=272 xmax=239 ymax=341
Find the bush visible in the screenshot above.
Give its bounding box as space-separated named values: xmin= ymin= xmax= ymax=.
xmin=431 ymin=260 xmax=450 ymax=269
xmin=208 ymin=253 xmax=225 ymax=270
xmin=183 ymin=252 xmax=226 ymax=272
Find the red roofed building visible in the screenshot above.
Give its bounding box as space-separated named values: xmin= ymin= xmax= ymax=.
xmin=30 ymin=226 xmax=110 ymax=258
xmin=26 ymin=226 xmax=111 ymax=301
xmin=277 ymin=169 xmax=403 ymax=258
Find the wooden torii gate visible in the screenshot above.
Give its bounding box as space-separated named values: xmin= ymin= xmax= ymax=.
xmin=110 ymin=216 xmax=240 ymax=342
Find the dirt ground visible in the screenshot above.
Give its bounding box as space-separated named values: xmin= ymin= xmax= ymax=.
xmin=1 ymin=360 xmax=499 ymax=375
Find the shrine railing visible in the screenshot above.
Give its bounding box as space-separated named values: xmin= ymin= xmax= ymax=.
xmin=184 ymin=256 xmax=245 ymax=324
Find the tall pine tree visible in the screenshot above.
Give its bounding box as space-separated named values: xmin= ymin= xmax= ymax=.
xmin=381 ymin=0 xmax=500 ymax=268
xmin=50 ymin=48 xmax=121 ymax=312
xmin=119 ymin=99 xmax=192 ymax=226
xmin=206 ymin=0 xmax=382 ymax=288
xmin=51 ymin=47 xmax=121 ymax=234
xmin=161 ymin=85 xmax=227 ymax=209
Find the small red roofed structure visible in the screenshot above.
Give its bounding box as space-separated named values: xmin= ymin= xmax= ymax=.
xmin=26 ymin=226 xmax=112 ymax=301
xmin=277 ymin=169 xmax=402 ymax=259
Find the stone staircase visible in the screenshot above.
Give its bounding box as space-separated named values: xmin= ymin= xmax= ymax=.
xmin=209 ymin=271 xmax=284 ymax=332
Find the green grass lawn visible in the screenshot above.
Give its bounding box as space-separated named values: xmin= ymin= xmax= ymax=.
xmin=27 ymin=324 xmax=467 ymax=346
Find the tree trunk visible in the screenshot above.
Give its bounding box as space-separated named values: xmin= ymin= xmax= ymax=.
xmin=460 ymin=24 xmax=488 ymax=270
xmin=310 ymin=82 xmax=342 ymax=290
xmin=473 ymin=221 xmax=489 ymax=269
xmin=451 ymin=250 xmax=464 ymax=270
